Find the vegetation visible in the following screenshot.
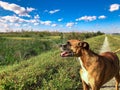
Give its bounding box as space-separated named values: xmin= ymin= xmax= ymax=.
xmin=0 ymin=31 xmax=119 ymax=90
xmin=107 ymin=35 xmax=120 ymax=57
xmin=0 ymin=31 xmax=104 ymax=39
xmin=0 ymin=31 xmax=104 ymax=65
xmin=0 ymin=37 xmax=57 ymax=65
xmin=0 ymin=50 xmax=81 ymax=90
xmin=64 ymin=31 xmax=104 ymax=40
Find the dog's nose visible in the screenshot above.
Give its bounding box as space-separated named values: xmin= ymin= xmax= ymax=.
xmin=59 ymin=44 xmax=67 ymax=48
xmin=63 ymin=44 xmax=67 ymax=48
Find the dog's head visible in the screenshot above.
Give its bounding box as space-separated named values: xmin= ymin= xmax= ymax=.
xmin=60 ymin=40 xmax=89 ymax=57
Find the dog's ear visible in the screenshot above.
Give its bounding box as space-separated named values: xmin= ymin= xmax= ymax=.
xmin=78 ymin=42 xmax=89 ymax=50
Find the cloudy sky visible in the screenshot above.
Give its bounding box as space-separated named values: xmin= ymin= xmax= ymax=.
xmin=0 ymin=0 xmax=120 ymax=33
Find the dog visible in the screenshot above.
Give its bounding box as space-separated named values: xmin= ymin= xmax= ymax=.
xmin=60 ymin=39 xmax=120 ymax=90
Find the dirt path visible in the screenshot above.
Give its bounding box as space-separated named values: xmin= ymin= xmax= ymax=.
xmin=100 ymin=36 xmax=120 ymax=90
xmin=101 ymin=78 xmax=118 ymax=90
xmin=100 ymin=36 xmax=111 ymax=53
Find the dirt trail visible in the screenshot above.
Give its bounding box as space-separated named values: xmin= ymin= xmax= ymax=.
xmin=100 ymin=36 xmax=111 ymax=53
xmin=100 ymin=36 xmax=120 ymax=90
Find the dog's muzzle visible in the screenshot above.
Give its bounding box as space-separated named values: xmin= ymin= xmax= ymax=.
xmin=59 ymin=44 xmax=74 ymax=57
xmin=60 ymin=51 xmax=74 ymax=57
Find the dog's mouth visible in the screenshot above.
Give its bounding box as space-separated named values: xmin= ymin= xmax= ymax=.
xmin=60 ymin=51 xmax=74 ymax=57
xmin=59 ymin=43 xmax=74 ymax=57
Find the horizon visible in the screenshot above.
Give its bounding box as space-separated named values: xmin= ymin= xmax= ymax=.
xmin=0 ymin=30 xmax=119 ymax=35
xmin=0 ymin=0 xmax=120 ymax=33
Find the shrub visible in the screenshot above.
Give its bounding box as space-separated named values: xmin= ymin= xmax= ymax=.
xmin=0 ymin=39 xmax=55 ymax=65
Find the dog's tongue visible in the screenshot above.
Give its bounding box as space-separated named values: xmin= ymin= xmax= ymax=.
xmin=60 ymin=51 xmax=68 ymax=57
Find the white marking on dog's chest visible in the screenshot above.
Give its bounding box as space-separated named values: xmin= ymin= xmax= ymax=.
xmin=78 ymin=57 xmax=89 ymax=85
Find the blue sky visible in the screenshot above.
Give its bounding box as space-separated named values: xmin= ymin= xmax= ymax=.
xmin=0 ymin=0 xmax=120 ymax=33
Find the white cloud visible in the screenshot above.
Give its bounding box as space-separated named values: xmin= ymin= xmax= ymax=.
xmin=58 ymin=18 xmax=63 ymax=22
xmin=34 ymin=14 xmax=40 ymax=19
xmin=34 ymin=23 xmax=39 ymax=26
xmin=0 ymin=22 xmax=11 ymax=32
xmin=41 ymin=21 xmax=52 ymax=26
xmin=98 ymin=15 xmax=106 ymax=19
xmin=76 ymin=16 xmax=97 ymax=21
xmin=26 ymin=7 xmax=35 ymax=12
xmin=15 ymin=23 xmax=20 ymax=27
xmin=109 ymin=4 xmax=120 ymax=12
xmin=0 ymin=15 xmax=53 ymax=27
xmin=51 ymin=24 xmax=57 ymax=27
xmin=0 ymin=1 xmax=35 ymax=17
xmin=49 ymin=9 xmax=60 ymax=14
xmin=0 ymin=14 xmax=55 ymax=32
xmin=0 ymin=15 xmax=39 ymax=32
xmin=66 ymin=22 xmax=74 ymax=28
xmin=28 ymin=19 xmax=38 ymax=23
xmin=1 ymin=15 xmax=26 ymax=23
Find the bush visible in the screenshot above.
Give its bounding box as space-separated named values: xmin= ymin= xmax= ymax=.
xmin=0 ymin=50 xmax=82 ymax=90
xmin=0 ymin=39 xmax=55 ymax=65
xmin=64 ymin=31 xmax=104 ymax=40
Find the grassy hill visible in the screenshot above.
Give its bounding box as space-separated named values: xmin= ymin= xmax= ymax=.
xmin=107 ymin=35 xmax=120 ymax=57
xmin=0 ymin=35 xmax=120 ymax=90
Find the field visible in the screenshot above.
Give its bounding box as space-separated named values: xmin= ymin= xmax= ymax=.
xmin=0 ymin=32 xmax=120 ymax=90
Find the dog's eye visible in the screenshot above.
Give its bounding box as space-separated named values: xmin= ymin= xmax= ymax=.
xmin=67 ymin=41 xmax=71 ymax=46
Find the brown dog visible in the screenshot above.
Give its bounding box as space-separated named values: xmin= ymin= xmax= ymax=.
xmin=60 ymin=40 xmax=120 ymax=90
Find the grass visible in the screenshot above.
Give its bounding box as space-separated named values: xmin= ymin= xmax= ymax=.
xmin=0 ymin=37 xmax=58 ymax=65
xmin=3 ymin=37 xmax=34 ymax=40
xmin=85 ymin=35 xmax=105 ymax=53
xmin=3 ymin=36 xmax=60 ymax=40
xmin=107 ymin=35 xmax=120 ymax=57
xmin=0 ymin=50 xmax=81 ymax=90
xmin=0 ymin=34 xmax=120 ymax=90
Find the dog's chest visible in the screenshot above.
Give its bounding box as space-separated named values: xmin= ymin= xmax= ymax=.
xmin=78 ymin=57 xmax=89 ymax=85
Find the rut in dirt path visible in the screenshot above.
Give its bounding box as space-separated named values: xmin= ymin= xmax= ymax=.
xmin=100 ymin=36 xmax=111 ymax=53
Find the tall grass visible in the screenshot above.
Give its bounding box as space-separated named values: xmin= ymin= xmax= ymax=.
xmin=0 ymin=35 xmax=108 ymax=90
xmin=0 ymin=50 xmax=81 ymax=90
xmin=0 ymin=37 xmax=56 ymax=65
xmin=0 ymin=33 xmax=119 ymax=90
xmin=0 ymin=31 xmax=104 ymax=65
xmin=107 ymin=35 xmax=120 ymax=57
xmin=85 ymin=35 xmax=105 ymax=53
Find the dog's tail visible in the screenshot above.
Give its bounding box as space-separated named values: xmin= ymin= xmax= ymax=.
xmin=114 ymin=48 xmax=120 ymax=53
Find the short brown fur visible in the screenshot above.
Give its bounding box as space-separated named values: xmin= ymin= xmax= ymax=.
xmin=60 ymin=40 xmax=120 ymax=90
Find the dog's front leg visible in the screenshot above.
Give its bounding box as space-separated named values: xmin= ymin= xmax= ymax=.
xmin=115 ymin=72 xmax=120 ymax=90
xmin=80 ymin=69 xmax=89 ymax=90
xmin=91 ymin=86 xmax=100 ymax=90
xmin=82 ymin=80 xmax=89 ymax=90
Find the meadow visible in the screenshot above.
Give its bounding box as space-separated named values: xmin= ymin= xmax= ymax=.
xmin=0 ymin=31 xmax=103 ymax=65
xmin=0 ymin=37 xmax=56 ymax=65
xmin=0 ymin=31 xmax=119 ymax=90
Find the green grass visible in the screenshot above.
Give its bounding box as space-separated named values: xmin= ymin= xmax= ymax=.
xmin=3 ymin=36 xmax=60 ymax=40
xmin=107 ymin=35 xmax=120 ymax=57
xmin=0 ymin=37 xmax=57 ymax=65
xmin=0 ymin=50 xmax=81 ymax=90
xmin=0 ymin=34 xmax=120 ymax=90
xmin=3 ymin=37 xmax=34 ymax=40
xmin=85 ymin=35 xmax=105 ymax=53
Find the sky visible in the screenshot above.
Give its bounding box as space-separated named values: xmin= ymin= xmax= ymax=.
xmin=0 ymin=0 xmax=120 ymax=33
